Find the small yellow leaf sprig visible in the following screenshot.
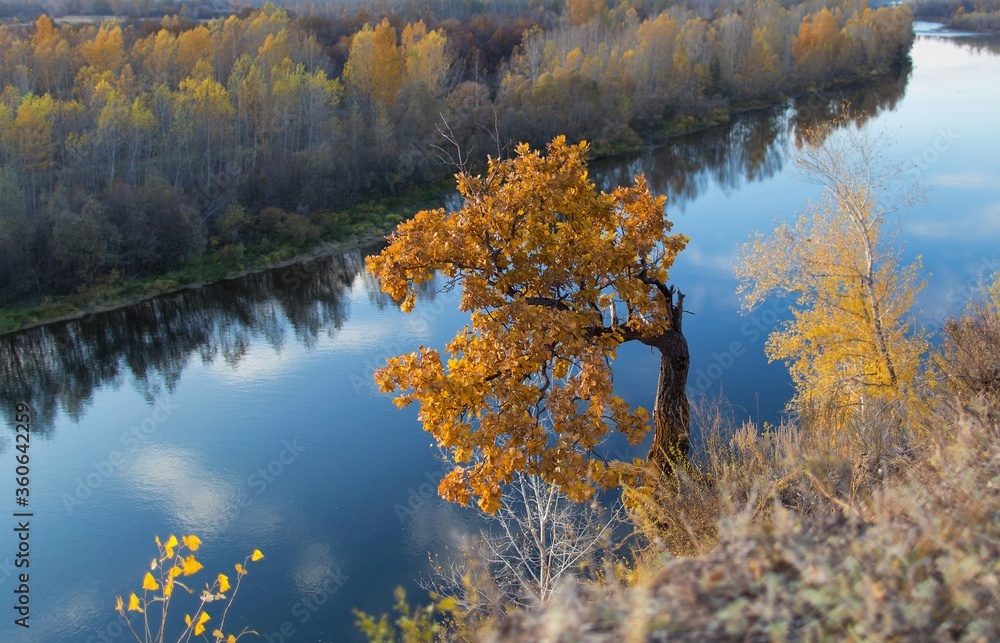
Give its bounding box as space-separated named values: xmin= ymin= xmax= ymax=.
xmin=114 ymin=534 xmax=264 ymax=643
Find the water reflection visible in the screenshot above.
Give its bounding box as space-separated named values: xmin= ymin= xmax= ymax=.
xmin=594 ymin=59 xmax=910 ymax=204
xmin=914 ymin=21 xmax=1000 ymax=53
xmin=947 ymin=36 xmax=1000 ymax=54
xmin=0 ymin=247 xmax=377 ymax=435
xmin=786 ymin=64 xmax=911 ymax=145
xmin=124 ymin=444 xmax=238 ymax=537
xmin=594 ymin=107 xmax=788 ymax=204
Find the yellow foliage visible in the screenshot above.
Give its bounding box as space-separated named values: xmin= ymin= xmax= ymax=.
xmin=142 ymin=572 xmax=159 ymax=591
xmin=736 ymin=115 xmax=925 ymax=423
xmin=367 ymin=136 xmax=688 ymax=512
xmin=115 ymin=533 xmax=262 ymax=643
xmin=343 ymin=19 xmax=405 ymax=112
xmin=80 ymin=23 xmax=126 ymax=74
xmin=13 ymin=93 xmax=57 ymax=173
xmin=181 ymin=554 xmax=203 ymax=576
xmin=194 ymin=611 xmax=211 ymax=636
xmin=402 ymin=22 xmax=451 ymax=98
xmin=163 ymin=534 xmax=178 ymax=559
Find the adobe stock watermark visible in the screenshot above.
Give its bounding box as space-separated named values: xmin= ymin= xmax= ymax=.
xmin=84 ymin=615 xmax=130 ymax=643
xmin=910 ymin=126 xmax=961 ymax=175
xmin=393 ymin=461 xmax=452 ymax=525
xmin=196 ymin=160 xmax=243 ymax=217
xmin=887 ymin=125 xmax=962 ymax=199
xmin=218 ymin=438 xmax=308 ymax=524
xmin=256 ymin=568 xmax=349 ymax=643
xmin=349 ymin=285 xmax=463 ymax=397
xmin=87 ymin=439 xmax=307 ymax=642
xmin=269 ymin=243 xmax=373 ymax=297
xmin=61 ymin=395 xmax=179 ymax=514
xmin=929 ymin=253 xmax=1000 ymax=329
xmin=686 ymin=292 xmax=794 ymax=399
xmin=0 ymin=556 xmax=14 ymax=591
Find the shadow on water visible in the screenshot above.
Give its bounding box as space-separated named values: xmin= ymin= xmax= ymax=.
xmin=940 ymin=34 xmax=1000 ymax=54
xmin=592 ymin=58 xmax=910 ymax=204
xmin=0 ymin=246 xmax=390 ymax=435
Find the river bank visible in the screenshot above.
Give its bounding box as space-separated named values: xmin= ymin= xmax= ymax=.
xmin=0 ymin=230 xmax=394 ymax=335
xmin=0 ymin=63 xmax=915 ymax=337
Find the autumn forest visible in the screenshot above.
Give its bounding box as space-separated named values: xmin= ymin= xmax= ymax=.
xmin=3 ymin=0 xmax=1000 ymax=639
xmin=0 ymin=0 xmax=913 ymax=308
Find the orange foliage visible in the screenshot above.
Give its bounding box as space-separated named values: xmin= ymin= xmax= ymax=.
xmin=367 ymin=137 xmax=688 ymax=512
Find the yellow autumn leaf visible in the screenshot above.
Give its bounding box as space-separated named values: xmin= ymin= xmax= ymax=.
xmin=194 ymin=611 xmax=211 ymax=636
xmin=163 ymin=579 xmax=174 ymax=598
xmin=235 ymin=563 xmax=247 ymax=576
xmin=185 ymin=614 xmax=192 ymax=627
xmin=227 ymin=636 xmax=236 ymax=643
xmin=251 ymin=549 xmax=264 ymax=562
xmin=212 ymin=630 xmax=224 ymax=640
xmin=115 ymin=596 xmax=124 ymax=613
xmin=183 ymin=534 xmax=201 ymax=552
xmin=142 ymin=572 xmax=159 ymax=591
xmin=128 ymin=593 xmax=143 ymax=613
xmin=181 ymin=554 xmax=203 ymax=576
xmin=169 ymin=565 xmax=184 ymax=579
xmin=217 ymin=573 xmax=231 ymax=593
xmin=164 ymin=534 xmax=178 ymax=559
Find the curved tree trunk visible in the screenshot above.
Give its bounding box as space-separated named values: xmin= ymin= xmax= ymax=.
xmin=649 ymin=331 xmax=691 ymax=470
xmin=641 ymin=286 xmax=691 ymax=471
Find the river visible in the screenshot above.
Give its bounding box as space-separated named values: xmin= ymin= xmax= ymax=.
xmin=1 ymin=22 xmax=998 ymax=642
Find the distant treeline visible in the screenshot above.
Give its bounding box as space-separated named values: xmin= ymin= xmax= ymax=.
xmin=0 ymin=0 xmax=913 ymax=306
xmin=0 ymin=0 xmax=231 ymax=21
xmin=912 ymin=0 xmax=1000 ymax=31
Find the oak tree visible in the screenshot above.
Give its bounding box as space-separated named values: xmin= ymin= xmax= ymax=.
xmin=367 ymin=137 xmax=690 ymax=513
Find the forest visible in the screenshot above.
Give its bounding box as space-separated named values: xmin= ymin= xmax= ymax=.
xmin=0 ymin=0 xmax=913 ymax=312
xmin=912 ymin=0 xmax=1000 ymax=31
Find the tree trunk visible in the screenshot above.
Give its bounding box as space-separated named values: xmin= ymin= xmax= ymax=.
xmin=648 ymin=329 xmax=690 ymax=470
xmin=643 ymin=287 xmax=691 ymax=471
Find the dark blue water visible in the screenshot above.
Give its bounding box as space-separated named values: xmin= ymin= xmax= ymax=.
xmin=1 ymin=25 xmax=998 ymax=642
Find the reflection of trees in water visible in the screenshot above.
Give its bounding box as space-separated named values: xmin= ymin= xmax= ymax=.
xmin=923 ymin=34 xmax=1000 ymax=55
xmin=592 ymin=61 xmax=910 ymax=207
xmin=593 ymin=108 xmax=786 ymax=209
xmin=787 ymin=62 xmax=912 ymax=147
xmin=0 ymin=247 xmax=377 ymax=436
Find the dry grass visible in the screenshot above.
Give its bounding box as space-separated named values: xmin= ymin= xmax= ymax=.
xmin=481 ymin=405 xmax=1000 ymax=642
xmin=476 ymin=289 xmax=1000 ymax=642
xmin=938 ymin=290 xmax=1000 ymax=405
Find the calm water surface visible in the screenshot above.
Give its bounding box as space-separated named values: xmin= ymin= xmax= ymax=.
xmin=1 ymin=24 xmax=998 ymax=642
